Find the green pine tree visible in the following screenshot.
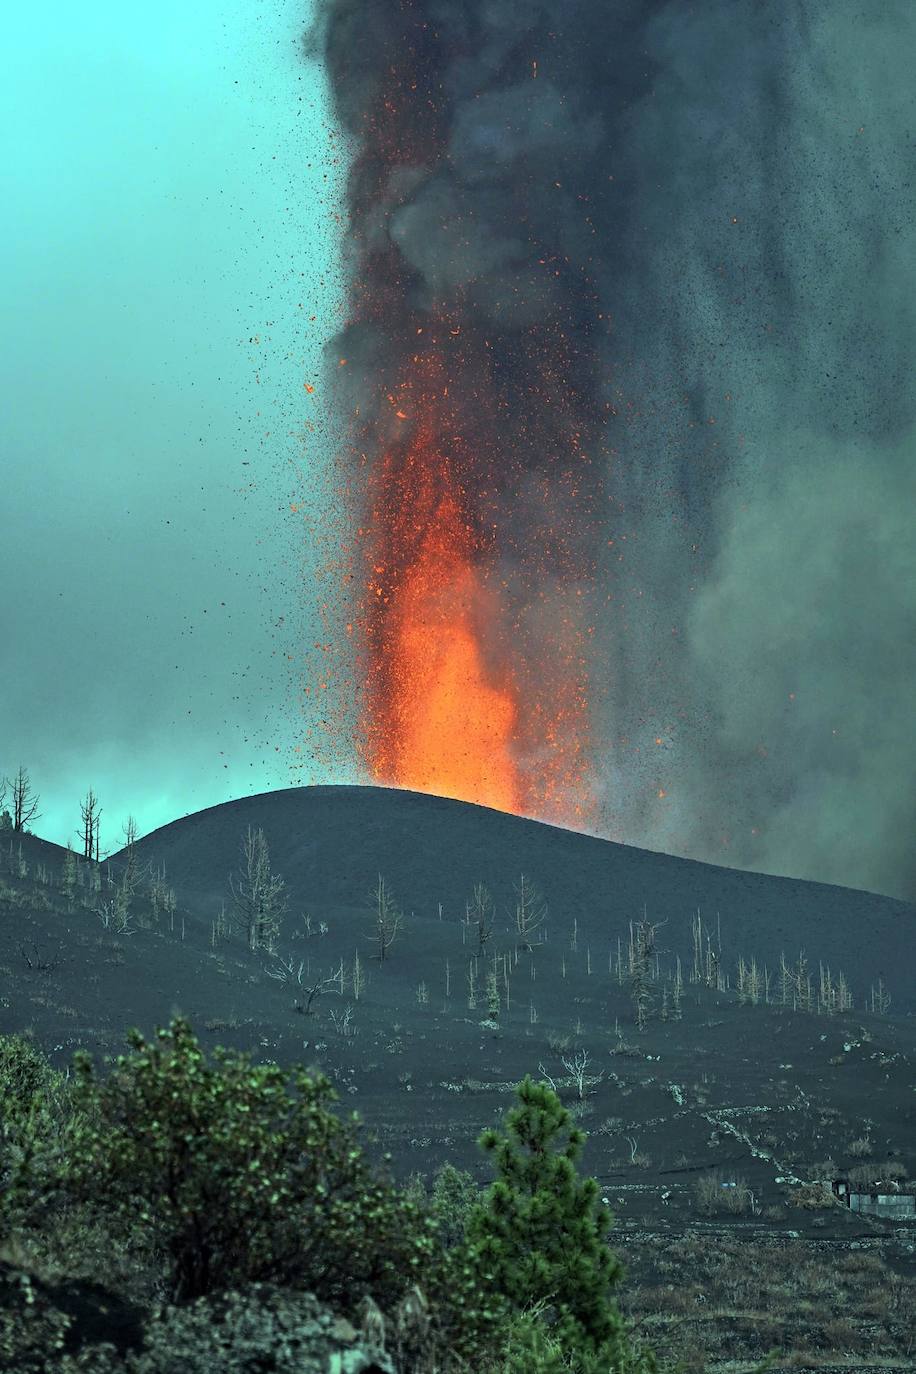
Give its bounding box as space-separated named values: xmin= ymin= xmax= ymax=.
xmin=468 ymin=1074 xmax=652 ymax=1372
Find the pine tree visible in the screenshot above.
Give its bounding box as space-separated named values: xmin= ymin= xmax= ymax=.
xmin=468 ymin=1075 xmax=647 ymax=1371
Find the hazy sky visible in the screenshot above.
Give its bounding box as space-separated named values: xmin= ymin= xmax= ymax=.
xmin=2 ymin=0 xmax=358 ymax=856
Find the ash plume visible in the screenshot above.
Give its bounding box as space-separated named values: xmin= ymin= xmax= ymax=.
xmin=304 ymin=0 xmax=916 ymax=901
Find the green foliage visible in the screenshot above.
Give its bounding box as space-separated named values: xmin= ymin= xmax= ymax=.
xmin=0 ymin=1033 xmax=89 ymax=1231
xmin=495 ymin=1311 xmax=574 ymax=1373
xmin=10 ymin=1016 xmax=434 ymax=1311
xmin=468 ymin=1075 xmax=652 ymax=1373
xmin=0 ymin=1032 xmax=156 ymax=1301
xmin=0 ymin=1032 xmax=61 ymax=1120
xmin=494 ymin=1309 xmax=657 ymax=1374
xmin=430 ymin=1162 xmax=479 ymax=1249
xmin=0 ymin=1028 xmax=661 ymax=1373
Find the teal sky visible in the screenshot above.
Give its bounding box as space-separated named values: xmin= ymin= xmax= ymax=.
xmin=2 ymin=0 xmax=359 ymax=856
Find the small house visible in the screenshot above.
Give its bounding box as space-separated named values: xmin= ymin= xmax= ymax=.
xmin=832 ymin=1179 xmax=916 ymax=1219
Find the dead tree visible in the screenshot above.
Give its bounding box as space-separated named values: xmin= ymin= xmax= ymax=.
xmin=368 ymin=873 xmax=404 ymax=963
xmin=509 ymin=872 xmax=547 ymax=952
xmin=121 ymin=816 xmax=139 ymax=873
xmin=78 ymin=787 xmax=102 ymax=861
xmin=561 ymin=1048 xmax=605 ymax=1101
xmin=113 ymin=815 xmax=148 ymax=928
xmin=267 ymin=954 xmax=338 ymax=1015
xmin=630 ymin=917 xmax=665 ymax=1031
xmin=298 ymin=971 xmax=340 ymax=1014
xmin=469 ymin=880 xmax=495 ymax=957
xmin=229 ymin=825 xmax=288 ymax=952
xmin=61 ymin=846 xmax=78 ymax=909
xmin=8 ymin=765 xmax=42 ymax=833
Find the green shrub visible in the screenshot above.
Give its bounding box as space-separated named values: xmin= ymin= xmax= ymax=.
xmin=2 ymin=1028 xmax=661 ymax=1373
xmin=493 ymin=1307 xmax=657 ymax=1373
xmin=430 ymin=1163 xmax=479 ymax=1249
xmin=0 ymin=1032 xmax=98 ymax=1238
xmin=4 ymin=1017 xmax=510 ymax=1371
xmin=468 ymin=1075 xmax=654 ymax=1373
xmin=10 ymin=1016 xmax=434 ymax=1312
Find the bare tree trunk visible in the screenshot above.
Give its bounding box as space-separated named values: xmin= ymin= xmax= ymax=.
xmin=9 ymin=765 xmax=42 ymax=833
xmin=229 ymin=825 xmax=287 ymax=952
xmin=369 ymin=873 xmax=404 ymax=963
xmin=78 ymin=787 xmax=102 ymax=861
xmin=510 ymin=872 xmax=547 ymax=951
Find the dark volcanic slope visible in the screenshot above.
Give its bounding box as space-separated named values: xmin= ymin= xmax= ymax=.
xmin=105 ymin=784 xmax=913 ymax=1012
xmin=5 ymin=785 xmax=915 ymax=1374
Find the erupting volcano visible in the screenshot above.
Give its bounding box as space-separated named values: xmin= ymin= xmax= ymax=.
xmin=301 ymin=0 xmax=916 ymax=902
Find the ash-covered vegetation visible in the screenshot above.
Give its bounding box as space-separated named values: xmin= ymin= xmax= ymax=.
xmin=1 ymin=773 xmax=914 ymax=1369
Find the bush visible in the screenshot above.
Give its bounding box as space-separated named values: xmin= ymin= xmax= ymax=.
xmin=786 ymin=1182 xmax=840 ymax=1210
xmin=694 ymin=1170 xmax=754 ymax=1215
xmin=8 ymin=1016 xmax=434 ymax=1313
xmin=0 ymin=1031 xmax=100 ymax=1240
xmin=494 ymin=1308 xmax=651 ymax=1373
xmin=3 ymin=1018 xmax=513 ymax=1372
xmin=881 ymin=1161 xmax=908 ymax=1181
xmin=429 ymin=1163 xmax=480 ymax=1249
xmin=2 ymin=1027 xmax=660 ymax=1373
xmin=846 ymin=1163 xmax=878 ymax=1186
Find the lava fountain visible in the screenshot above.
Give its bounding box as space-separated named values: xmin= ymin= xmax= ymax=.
xmin=355 ymin=345 xmax=523 ymax=814
xmin=312 ymin=2 xmax=613 ymax=831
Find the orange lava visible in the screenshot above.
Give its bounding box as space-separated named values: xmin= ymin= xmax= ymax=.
xmin=356 ymin=352 xmax=523 ymax=813
xmin=379 ymin=492 xmax=522 ymax=813
xmin=353 ymin=347 xmax=601 ymax=830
